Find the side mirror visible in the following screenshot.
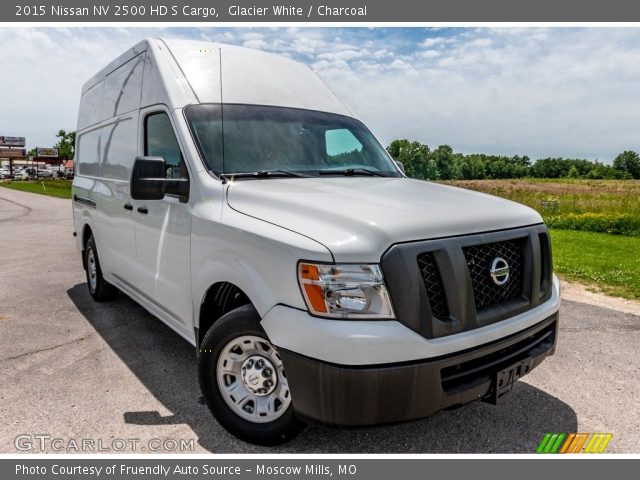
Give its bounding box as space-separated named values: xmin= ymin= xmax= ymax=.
xmin=131 ymin=156 xmax=189 ymax=203
xmin=395 ymin=160 xmax=406 ymax=175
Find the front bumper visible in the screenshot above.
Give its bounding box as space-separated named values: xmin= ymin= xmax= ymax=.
xmin=261 ymin=275 xmax=560 ymax=365
xmin=280 ymin=312 xmax=558 ymax=426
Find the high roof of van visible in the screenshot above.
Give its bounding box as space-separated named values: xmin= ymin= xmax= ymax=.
xmin=78 ymin=38 xmax=353 ymax=131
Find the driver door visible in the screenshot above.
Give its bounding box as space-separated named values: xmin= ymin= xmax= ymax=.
xmin=132 ymin=107 xmax=193 ymax=338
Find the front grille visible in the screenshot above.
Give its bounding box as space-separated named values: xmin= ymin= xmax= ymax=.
xmin=463 ymin=239 xmax=524 ymax=311
xmin=417 ymin=252 xmax=449 ymax=319
xmin=383 ymin=224 xmax=549 ymax=340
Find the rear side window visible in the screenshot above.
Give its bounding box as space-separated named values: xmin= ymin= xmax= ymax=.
xmin=145 ymin=112 xmax=186 ymax=179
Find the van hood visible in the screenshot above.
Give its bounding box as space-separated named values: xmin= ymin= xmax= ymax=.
xmin=226 ymin=177 xmax=542 ymax=262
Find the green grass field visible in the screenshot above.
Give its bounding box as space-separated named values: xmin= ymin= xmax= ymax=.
xmin=550 ymin=229 xmax=640 ymax=299
xmin=0 ymin=179 xmax=72 ymax=199
xmin=446 ymin=178 xmax=640 ymax=236
xmin=445 ymin=178 xmax=640 ymax=216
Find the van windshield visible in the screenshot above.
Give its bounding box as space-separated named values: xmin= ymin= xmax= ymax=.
xmin=184 ymin=104 xmax=401 ymax=178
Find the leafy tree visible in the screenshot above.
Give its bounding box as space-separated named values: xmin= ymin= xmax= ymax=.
xmin=387 ymin=138 xmax=638 ymax=181
xmin=432 ymin=145 xmax=454 ymax=180
xmin=55 ymin=129 xmax=76 ymax=160
xmin=586 ymin=164 xmax=632 ymax=179
xmin=613 ymin=150 xmax=640 ymax=179
xmin=387 ymin=139 xmax=431 ymax=179
xmin=530 ymin=158 xmax=594 ymax=178
xmin=567 ymin=165 xmax=580 ymax=178
xmin=453 ymin=155 xmax=486 ymax=180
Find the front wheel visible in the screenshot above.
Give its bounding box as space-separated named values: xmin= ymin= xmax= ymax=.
xmin=198 ymin=305 xmax=305 ymax=445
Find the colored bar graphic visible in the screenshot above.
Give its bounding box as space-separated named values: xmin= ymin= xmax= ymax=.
xmin=573 ymin=433 xmax=589 ymax=453
xmin=585 ymin=433 xmax=613 ymax=453
xmin=559 ymin=433 xmax=575 ymax=453
xmin=544 ymin=433 xmax=559 ymax=453
xmin=598 ymin=434 xmax=613 ymax=453
xmin=537 ymin=433 xmax=612 ymax=454
xmin=536 ymin=433 xmax=552 ymax=454
xmin=550 ymin=433 xmax=566 ymax=453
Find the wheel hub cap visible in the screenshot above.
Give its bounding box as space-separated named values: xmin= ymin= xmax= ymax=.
xmin=216 ymin=335 xmax=291 ymax=423
xmin=241 ymin=355 xmax=277 ymax=396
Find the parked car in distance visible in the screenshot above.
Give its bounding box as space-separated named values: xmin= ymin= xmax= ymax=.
xmin=73 ymin=38 xmax=560 ymax=446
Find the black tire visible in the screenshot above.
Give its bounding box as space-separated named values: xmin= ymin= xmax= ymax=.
xmin=84 ymin=235 xmax=119 ymax=302
xmin=198 ymin=305 xmax=306 ymax=445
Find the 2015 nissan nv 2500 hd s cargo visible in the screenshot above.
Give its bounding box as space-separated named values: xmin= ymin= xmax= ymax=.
xmin=73 ymin=38 xmax=560 ymax=445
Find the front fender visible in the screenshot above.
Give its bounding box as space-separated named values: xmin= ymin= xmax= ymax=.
xmin=191 ymin=207 xmax=332 ymax=329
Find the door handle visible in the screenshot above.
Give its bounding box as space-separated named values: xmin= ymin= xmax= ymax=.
xmin=124 ymin=203 xmax=133 ymax=211
xmin=137 ymin=207 xmax=148 ymax=214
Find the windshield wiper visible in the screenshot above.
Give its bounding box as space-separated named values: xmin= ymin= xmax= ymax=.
xmin=220 ymin=170 xmax=309 ymax=181
xmin=318 ymin=168 xmax=386 ymax=177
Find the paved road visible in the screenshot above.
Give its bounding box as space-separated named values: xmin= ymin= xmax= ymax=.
xmin=0 ymin=187 xmax=638 ymax=453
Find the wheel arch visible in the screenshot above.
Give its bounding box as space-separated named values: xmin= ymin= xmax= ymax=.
xmin=196 ymin=281 xmax=254 ymax=348
xmin=192 ymin=250 xmax=304 ymax=348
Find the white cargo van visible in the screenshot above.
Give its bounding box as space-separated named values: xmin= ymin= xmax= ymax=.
xmin=73 ymin=38 xmax=560 ymax=445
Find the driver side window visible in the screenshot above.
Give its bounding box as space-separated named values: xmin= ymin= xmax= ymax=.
xmin=145 ymin=112 xmax=187 ymax=179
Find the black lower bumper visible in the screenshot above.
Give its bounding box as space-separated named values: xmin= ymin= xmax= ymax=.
xmin=279 ymin=313 xmax=558 ymax=426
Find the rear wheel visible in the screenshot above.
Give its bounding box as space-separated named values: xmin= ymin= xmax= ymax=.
xmin=198 ymin=305 xmax=305 ymax=445
xmin=84 ymin=235 xmax=118 ymax=302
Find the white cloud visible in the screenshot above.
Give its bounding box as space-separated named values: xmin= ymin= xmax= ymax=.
xmin=421 ymin=36 xmax=452 ymax=48
xmin=1 ymin=27 xmax=639 ymax=161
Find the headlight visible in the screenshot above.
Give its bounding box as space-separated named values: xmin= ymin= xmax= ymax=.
xmin=298 ymin=262 xmax=395 ymax=319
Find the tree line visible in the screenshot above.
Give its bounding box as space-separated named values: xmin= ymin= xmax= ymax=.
xmin=387 ymin=139 xmax=640 ymax=180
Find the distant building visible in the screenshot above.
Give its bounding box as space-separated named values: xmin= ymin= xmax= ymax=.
xmin=63 ymin=159 xmax=74 ymax=175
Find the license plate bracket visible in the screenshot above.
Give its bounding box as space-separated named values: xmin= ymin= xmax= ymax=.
xmin=490 ymin=357 xmax=533 ymax=404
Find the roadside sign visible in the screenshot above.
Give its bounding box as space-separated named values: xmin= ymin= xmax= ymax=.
xmin=36 ymin=147 xmax=58 ymax=157
xmin=0 ymin=136 xmax=26 ymax=147
xmin=0 ymin=148 xmax=26 ymax=158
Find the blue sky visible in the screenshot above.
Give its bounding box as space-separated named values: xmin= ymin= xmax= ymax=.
xmin=1 ymin=27 xmax=639 ymax=161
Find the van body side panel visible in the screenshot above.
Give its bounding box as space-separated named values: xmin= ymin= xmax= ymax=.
xmin=71 ymin=175 xmax=98 ymax=250
xmin=75 ymin=112 xmax=139 ymax=283
xmin=77 ymin=82 xmax=104 ymax=131
xmin=190 ymin=196 xmax=333 ymax=327
xmin=103 ymin=53 xmax=145 ymax=118
xmin=80 ymin=40 xmax=147 ymax=100
xmin=75 ymin=45 xmax=146 ymax=281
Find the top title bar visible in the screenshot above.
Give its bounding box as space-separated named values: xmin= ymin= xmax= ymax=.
xmin=3 ymin=0 xmax=640 ymax=22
